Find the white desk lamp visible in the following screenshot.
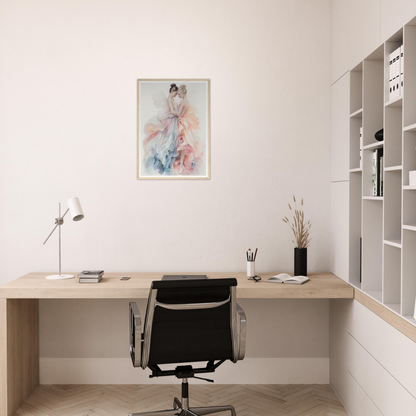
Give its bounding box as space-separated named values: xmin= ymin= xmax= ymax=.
xmin=43 ymin=197 xmax=84 ymax=280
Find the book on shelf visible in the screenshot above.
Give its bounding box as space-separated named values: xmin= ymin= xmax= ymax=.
xmin=372 ymin=150 xmax=377 ymax=195
xmin=372 ymin=148 xmax=383 ymax=196
xmin=380 ymin=151 xmax=383 ymax=196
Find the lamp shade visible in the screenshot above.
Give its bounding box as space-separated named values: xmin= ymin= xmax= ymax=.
xmin=67 ymin=197 xmax=84 ymax=221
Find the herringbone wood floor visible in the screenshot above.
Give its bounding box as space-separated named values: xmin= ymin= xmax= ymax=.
xmin=15 ymin=384 xmax=349 ymax=416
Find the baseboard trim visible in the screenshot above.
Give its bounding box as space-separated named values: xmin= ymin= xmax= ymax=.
xmin=40 ymin=357 xmax=329 ymax=384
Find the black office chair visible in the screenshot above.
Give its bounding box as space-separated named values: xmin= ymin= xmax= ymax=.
xmin=129 ymin=278 xmax=246 ymax=416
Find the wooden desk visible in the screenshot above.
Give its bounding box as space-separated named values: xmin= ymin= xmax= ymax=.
xmin=0 ymin=272 xmax=352 ymax=416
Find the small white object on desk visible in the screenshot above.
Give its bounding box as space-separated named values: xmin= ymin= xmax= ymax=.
xmin=414 ymin=296 xmax=416 ymax=320
xmin=266 ymin=273 xmax=310 ymax=285
xmin=247 ymin=261 xmax=255 ymax=277
xmin=246 ymin=248 xmax=258 ymax=278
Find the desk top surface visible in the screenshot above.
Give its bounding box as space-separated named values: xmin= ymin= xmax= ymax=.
xmin=0 ymin=272 xmax=354 ymax=299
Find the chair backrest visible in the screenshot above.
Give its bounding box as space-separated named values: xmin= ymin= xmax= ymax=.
xmin=141 ymin=278 xmax=238 ymax=368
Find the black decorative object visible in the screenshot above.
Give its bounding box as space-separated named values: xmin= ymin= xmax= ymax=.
xmin=375 ymin=128 xmax=383 ymax=141
xmin=294 ymin=248 xmax=307 ymax=276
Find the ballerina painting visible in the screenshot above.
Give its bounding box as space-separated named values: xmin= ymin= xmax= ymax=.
xmin=137 ymin=80 xmax=210 ymax=179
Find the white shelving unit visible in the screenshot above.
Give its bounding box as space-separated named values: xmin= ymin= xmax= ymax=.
xmin=349 ymin=19 xmax=416 ymax=327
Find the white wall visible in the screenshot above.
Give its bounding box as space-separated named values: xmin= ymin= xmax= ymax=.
xmin=0 ymin=0 xmax=332 ymax=381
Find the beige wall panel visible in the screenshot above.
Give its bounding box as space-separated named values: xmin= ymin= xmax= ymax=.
xmin=330 ymin=182 xmax=349 ymax=281
xmin=381 ymin=0 xmax=416 ymax=41
xmin=331 ymin=0 xmax=350 ymax=83
xmin=331 ymin=73 xmax=350 ymax=181
xmin=349 ymin=0 xmax=381 ymax=68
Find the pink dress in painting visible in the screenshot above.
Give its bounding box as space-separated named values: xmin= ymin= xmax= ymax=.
xmin=142 ymin=92 xmax=180 ymax=175
xmin=173 ymin=104 xmax=204 ymax=175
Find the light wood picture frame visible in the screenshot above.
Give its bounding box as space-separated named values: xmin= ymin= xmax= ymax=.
xmin=137 ymin=79 xmax=210 ymax=179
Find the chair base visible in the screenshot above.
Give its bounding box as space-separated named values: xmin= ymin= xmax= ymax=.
xmin=129 ymin=396 xmax=236 ymax=416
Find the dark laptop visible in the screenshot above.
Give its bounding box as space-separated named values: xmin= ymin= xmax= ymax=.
xmin=162 ymin=275 xmax=207 ymax=281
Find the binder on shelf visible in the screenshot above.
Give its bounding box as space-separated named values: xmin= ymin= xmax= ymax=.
xmin=389 ymin=51 xmax=394 ymax=100
xmin=390 ymin=47 xmax=401 ymax=100
xmin=395 ymin=47 xmax=401 ymax=98
xmin=400 ymin=44 xmax=404 ymax=96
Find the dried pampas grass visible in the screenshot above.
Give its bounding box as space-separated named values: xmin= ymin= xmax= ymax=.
xmin=282 ymin=195 xmax=312 ymax=248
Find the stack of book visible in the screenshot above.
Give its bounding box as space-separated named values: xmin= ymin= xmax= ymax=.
xmin=389 ymin=45 xmax=404 ymax=100
xmin=78 ymin=270 xmax=104 ymax=283
xmin=372 ymin=148 xmax=384 ymax=196
xmin=409 ymin=171 xmax=416 ymax=187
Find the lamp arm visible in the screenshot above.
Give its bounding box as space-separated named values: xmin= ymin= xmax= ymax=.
xmin=43 ymin=208 xmax=70 ymax=245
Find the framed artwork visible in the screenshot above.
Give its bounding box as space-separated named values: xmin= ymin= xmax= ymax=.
xmin=137 ymin=79 xmax=210 ymax=179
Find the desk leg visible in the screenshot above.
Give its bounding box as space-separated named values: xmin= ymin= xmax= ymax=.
xmin=0 ymin=299 xmax=39 ymax=416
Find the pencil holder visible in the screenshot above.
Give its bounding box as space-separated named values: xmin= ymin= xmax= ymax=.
xmin=247 ymin=261 xmax=255 ymax=277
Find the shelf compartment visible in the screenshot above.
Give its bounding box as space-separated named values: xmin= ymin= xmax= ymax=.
xmin=363 ymin=58 xmax=384 ymax=147
xmin=384 ymin=170 xmax=402 ymax=242
xmin=363 ymin=141 xmax=384 ymax=150
xmin=350 ymin=108 xmax=363 ymax=118
xmin=385 ymin=97 xmax=402 ymax=107
xmin=403 ymin=179 xmax=416 ymax=228
xmin=362 ymin=199 xmax=383 ymax=293
xmin=363 ymin=196 xmax=383 ymax=200
xmin=350 ymin=63 xmax=363 ymax=114
xmin=384 ymin=106 xmax=403 ymax=168
xmin=404 ymin=123 xmax=416 ymax=132
xmin=349 ymin=171 xmax=362 ymax=288
xmin=403 ymin=25 xmax=416 ymax=128
xmin=402 ymin=316 xmax=416 ymax=326
xmin=402 ymin=131 xmax=416 ymax=186
xmin=350 ymin=117 xmax=363 ymax=170
xmin=383 ymin=244 xmax=401 ymax=307
xmin=365 ymin=290 xmax=383 ymax=303
xmin=362 ymin=146 xmax=384 ymax=198
xmin=384 ymin=303 xmax=401 ymax=314
xmin=402 ymin=230 xmax=416 ymax=316
xmin=384 ymin=239 xmax=402 ymax=248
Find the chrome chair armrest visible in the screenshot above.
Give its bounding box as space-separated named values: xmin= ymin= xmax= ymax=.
xmin=236 ymin=303 xmax=246 ymax=360
xmin=129 ymin=302 xmax=142 ymax=368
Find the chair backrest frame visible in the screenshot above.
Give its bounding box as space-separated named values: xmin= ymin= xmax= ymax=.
xmin=140 ymin=279 xmax=239 ymax=369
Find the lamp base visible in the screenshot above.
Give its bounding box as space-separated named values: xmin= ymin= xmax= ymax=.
xmin=46 ymin=274 xmax=74 ymax=280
